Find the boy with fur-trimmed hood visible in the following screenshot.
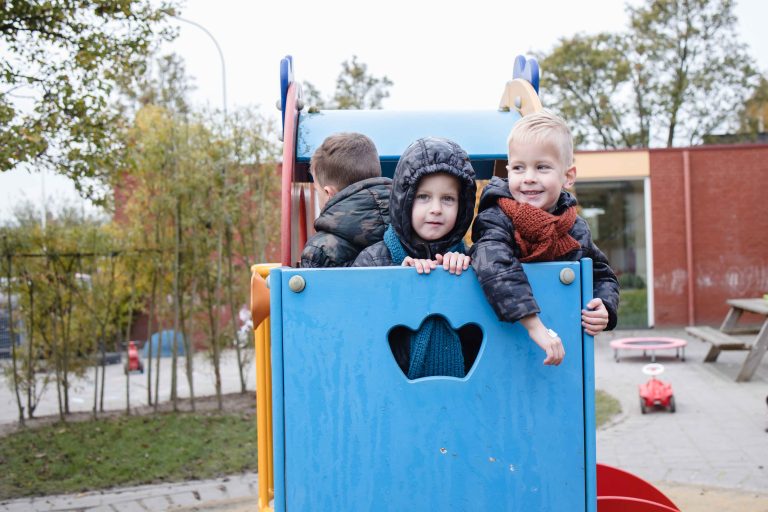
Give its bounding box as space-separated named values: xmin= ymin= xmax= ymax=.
xmin=354 ymin=136 xmax=477 ymax=379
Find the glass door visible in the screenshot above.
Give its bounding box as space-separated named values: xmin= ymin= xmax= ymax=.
xmin=573 ymin=179 xmax=649 ymax=328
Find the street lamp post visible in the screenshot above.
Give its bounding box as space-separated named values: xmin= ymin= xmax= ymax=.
xmin=173 ymin=16 xmax=228 ymax=118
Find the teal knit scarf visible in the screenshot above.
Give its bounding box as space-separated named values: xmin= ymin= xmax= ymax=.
xmin=384 ymin=225 xmax=466 ymax=379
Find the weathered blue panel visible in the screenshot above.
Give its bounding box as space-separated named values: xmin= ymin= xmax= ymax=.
xmin=581 ymin=258 xmax=597 ymax=512
xmin=269 ymin=269 xmax=287 ymax=512
xmin=271 ymin=261 xmax=593 ymax=511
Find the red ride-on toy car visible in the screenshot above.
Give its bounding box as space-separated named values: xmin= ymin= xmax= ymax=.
xmin=125 ymin=341 xmax=144 ymax=374
xmin=639 ymin=363 xmax=675 ymax=414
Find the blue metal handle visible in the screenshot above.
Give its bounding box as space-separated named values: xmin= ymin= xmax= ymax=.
xmin=279 ymin=55 xmax=293 ymax=137
xmin=513 ymin=55 xmax=540 ymax=94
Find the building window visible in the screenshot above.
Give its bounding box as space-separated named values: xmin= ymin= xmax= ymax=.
xmin=573 ymin=180 xmax=648 ymax=328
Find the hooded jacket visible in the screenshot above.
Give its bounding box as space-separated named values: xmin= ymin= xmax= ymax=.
xmin=470 ymin=176 xmax=620 ymax=330
xmin=300 ymin=177 xmax=392 ymax=268
xmin=353 ymin=137 xmax=477 ymax=266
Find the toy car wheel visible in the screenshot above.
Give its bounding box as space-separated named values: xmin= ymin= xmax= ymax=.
xmin=640 ymin=397 xmax=648 ymax=414
xmin=668 ymin=396 xmax=676 ymax=413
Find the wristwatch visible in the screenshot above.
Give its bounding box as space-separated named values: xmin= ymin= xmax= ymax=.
xmin=546 ymin=328 xmax=558 ymax=339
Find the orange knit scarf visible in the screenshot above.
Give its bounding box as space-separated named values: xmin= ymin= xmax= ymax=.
xmin=498 ymin=198 xmax=580 ymax=262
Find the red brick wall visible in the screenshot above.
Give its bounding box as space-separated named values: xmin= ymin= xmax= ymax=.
xmin=650 ymin=145 xmax=768 ymax=326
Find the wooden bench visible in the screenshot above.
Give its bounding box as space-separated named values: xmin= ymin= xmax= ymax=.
xmin=685 ymin=326 xmax=751 ymax=362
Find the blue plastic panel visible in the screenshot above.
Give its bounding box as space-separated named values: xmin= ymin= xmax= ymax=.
xmin=268 ymin=268 xmax=286 ymax=512
xmin=271 ymin=262 xmax=593 ymax=511
xmin=581 ymin=258 xmax=597 ymax=512
xmin=296 ymin=109 xmax=521 ymax=177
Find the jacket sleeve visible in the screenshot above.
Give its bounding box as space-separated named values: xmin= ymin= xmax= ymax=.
xmin=584 ymin=232 xmax=620 ymax=331
xmin=351 ymin=246 xmax=377 ymax=267
xmin=300 ymin=239 xmax=332 ymax=268
xmin=352 ymin=241 xmax=393 ymax=267
xmin=470 ymin=206 xmax=540 ymax=323
xmin=300 ymin=232 xmax=360 ymax=268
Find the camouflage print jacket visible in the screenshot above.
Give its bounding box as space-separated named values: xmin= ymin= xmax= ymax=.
xmin=470 ymin=177 xmax=620 ymax=330
xmin=353 ymin=137 xmax=477 ymax=267
xmin=300 ymin=177 xmax=392 ymax=268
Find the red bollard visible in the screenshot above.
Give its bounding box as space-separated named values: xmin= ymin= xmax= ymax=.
xmin=126 ymin=341 xmax=144 ymax=374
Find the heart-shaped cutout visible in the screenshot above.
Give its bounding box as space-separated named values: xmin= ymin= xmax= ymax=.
xmin=387 ymin=315 xmax=483 ymax=380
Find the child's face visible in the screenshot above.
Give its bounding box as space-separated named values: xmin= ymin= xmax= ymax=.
xmin=507 ymin=139 xmax=576 ymax=212
xmin=411 ymin=173 xmax=460 ymax=241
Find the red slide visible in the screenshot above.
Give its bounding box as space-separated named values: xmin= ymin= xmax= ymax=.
xmin=597 ymin=463 xmax=680 ymax=512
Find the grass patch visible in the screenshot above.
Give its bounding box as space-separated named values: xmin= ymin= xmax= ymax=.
xmin=595 ymin=389 xmax=621 ymax=428
xmin=0 ymin=411 xmax=257 ymax=499
xmin=1 ymin=391 xmax=621 ymax=500
xmin=617 ymin=288 xmax=648 ymax=329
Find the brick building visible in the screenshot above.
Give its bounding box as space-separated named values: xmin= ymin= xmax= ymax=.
xmin=573 ymin=143 xmax=768 ymax=328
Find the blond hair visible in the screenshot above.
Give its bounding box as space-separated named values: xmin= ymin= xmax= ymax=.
xmin=310 ymin=132 xmax=381 ymax=190
xmin=507 ymin=109 xmax=573 ymax=168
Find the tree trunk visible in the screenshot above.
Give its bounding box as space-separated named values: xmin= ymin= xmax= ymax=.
xmin=179 ymin=266 xmax=194 ymax=411
xmin=92 ymin=356 xmax=100 ymax=418
xmin=99 ymin=325 xmax=107 ymax=412
xmin=171 ymin=197 xmax=181 ymax=411
xmin=225 ymin=225 xmax=247 ymax=393
xmin=25 ymin=276 xmax=36 ymax=419
xmin=99 ymin=256 xmax=117 ymax=413
xmin=205 ymin=265 xmax=223 ymax=411
xmin=61 ymin=261 xmax=73 ymax=415
xmin=154 ymin=320 xmax=163 ymax=413
xmin=124 ymin=264 xmax=137 ymax=415
xmin=51 ymin=323 xmax=64 ymax=421
xmin=4 ymin=250 xmax=25 ymax=424
xmin=146 ymin=266 xmax=157 ymax=406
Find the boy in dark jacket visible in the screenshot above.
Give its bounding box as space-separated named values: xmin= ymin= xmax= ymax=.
xmin=470 ymin=110 xmax=619 ymax=366
xmin=354 ymin=137 xmax=477 ymax=378
xmin=300 ymin=132 xmax=391 ymax=268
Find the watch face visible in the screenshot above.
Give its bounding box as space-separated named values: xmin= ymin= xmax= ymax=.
xmin=546 ymin=328 xmax=558 ymax=339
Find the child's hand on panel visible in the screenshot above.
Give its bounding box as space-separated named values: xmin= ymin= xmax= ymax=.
xmin=582 ymin=298 xmax=609 ymax=336
xmin=435 ymin=252 xmax=471 ymax=275
xmin=402 ymin=256 xmax=438 ymax=274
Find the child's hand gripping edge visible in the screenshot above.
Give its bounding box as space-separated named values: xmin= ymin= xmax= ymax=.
xmin=582 ymin=298 xmax=609 ymax=336
xmin=435 ymin=252 xmax=471 ymax=275
xmin=402 ymin=256 xmax=437 ymax=274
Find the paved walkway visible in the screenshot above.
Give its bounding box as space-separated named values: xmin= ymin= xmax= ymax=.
xmin=596 ymin=328 xmax=768 ymax=492
xmin=0 ymin=351 xmax=255 ymax=423
xmin=0 ymin=473 xmax=259 ymax=511
xmin=2 ymin=328 xmax=767 ymax=510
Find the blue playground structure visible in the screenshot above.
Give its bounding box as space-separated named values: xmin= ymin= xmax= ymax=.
xmin=249 ymin=56 xmax=680 ymax=512
xmin=142 ymin=329 xmax=186 ymax=358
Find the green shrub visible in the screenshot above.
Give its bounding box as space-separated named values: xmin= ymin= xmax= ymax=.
xmin=618 ymin=273 xmax=646 ymax=289
xmin=617 ymin=288 xmax=648 ymax=328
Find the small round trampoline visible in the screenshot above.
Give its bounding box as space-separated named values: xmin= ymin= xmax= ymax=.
xmin=609 ymin=337 xmax=687 ymax=363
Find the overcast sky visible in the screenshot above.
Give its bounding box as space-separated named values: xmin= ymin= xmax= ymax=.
xmin=2 ymin=0 xmax=766 ymax=222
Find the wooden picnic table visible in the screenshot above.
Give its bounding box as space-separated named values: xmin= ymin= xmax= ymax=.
xmin=686 ymin=298 xmax=768 ymax=382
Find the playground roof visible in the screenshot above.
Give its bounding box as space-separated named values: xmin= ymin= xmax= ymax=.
xmin=296 ymin=109 xmax=522 ymax=179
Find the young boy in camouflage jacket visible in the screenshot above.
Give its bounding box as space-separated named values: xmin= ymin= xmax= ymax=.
xmin=300 ymin=132 xmax=392 ymax=268
xmin=470 ymin=110 xmax=619 ymax=366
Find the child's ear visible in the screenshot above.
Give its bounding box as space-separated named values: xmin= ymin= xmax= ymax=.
xmin=323 ymin=184 xmax=340 ymax=198
xmin=563 ymin=166 xmax=577 ymax=189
